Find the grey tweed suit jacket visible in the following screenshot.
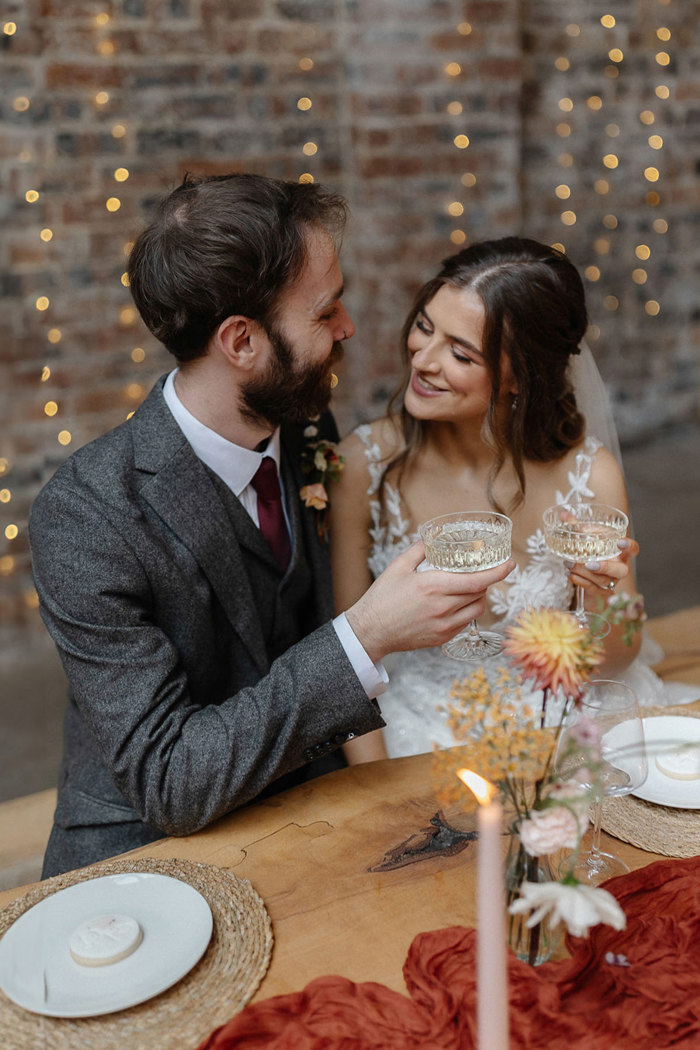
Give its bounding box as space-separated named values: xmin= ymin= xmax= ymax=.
xmin=29 ymin=377 xmax=384 ymax=875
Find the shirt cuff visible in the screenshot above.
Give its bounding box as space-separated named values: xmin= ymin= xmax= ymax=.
xmin=332 ymin=613 xmax=388 ymax=699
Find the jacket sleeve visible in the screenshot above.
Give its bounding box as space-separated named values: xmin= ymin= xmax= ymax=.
xmin=29 ymin=474 xmax=384 ymax=837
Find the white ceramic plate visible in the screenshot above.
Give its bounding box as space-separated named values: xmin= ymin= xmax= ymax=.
xmin=0 ymin=872 xmax=213 ymax=1017
xmin=632 ymin=716 xmax=700 ymax=809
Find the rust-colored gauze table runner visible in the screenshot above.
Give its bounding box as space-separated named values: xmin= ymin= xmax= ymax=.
xmin=198 ymin=855 xmax=700 ymax=1050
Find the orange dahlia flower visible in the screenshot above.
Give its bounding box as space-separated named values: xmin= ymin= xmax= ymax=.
xmin=503 ymin=607 xmax=604 ymax=699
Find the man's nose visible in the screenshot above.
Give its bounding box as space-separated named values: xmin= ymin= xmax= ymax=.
xmin=337 ymin=303 xmax=355 ymax=341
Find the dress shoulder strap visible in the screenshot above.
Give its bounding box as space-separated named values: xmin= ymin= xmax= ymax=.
xmin=353 ymin=424 xmax=385 ymax=497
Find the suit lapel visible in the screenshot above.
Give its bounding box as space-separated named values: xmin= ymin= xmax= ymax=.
xmin=281 ymin=423 xmax=334 ymax=623
xmin=131 ymin=380 xmax=269 ymax=675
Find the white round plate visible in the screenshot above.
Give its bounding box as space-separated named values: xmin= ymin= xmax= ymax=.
xmin=632 ymin=716 xmax=700 ymax=809
xmin=0 ymin=872 xmax=213 ymax=1017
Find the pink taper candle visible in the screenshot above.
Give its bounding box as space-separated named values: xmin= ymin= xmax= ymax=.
xmin=458 ymin=769 xmax=509 ymax=1050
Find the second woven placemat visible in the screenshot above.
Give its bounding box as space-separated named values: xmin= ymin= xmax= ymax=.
xmin=0 ymin=856 xmax=273 ymax=1050
xmin=602 ymin=704 xmax=700 ymax=858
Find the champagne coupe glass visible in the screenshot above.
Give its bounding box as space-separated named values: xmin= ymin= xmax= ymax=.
xmin=419 ymin=511 xmax=512 ymax=661
xmin=555 ymin=679 xmax=647 ymax=885
xmin=542 ymin=502 xmax=628 ymax=635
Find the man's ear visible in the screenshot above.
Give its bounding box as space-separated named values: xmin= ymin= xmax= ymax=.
xmin=213 ymin=315 xmax=267 ymax=371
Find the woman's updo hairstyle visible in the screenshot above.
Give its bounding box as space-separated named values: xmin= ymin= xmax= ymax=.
xmin=388 ymin=237 xmax=587 ymax=511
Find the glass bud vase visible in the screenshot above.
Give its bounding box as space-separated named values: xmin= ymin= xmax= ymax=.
xmin=504 ymin=831 xmax=561 ymax=966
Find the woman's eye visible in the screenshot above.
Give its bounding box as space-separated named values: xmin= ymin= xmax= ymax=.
xmin=452 ymin=349 xmax=474 ymax=364
xmin=415 ymin=317 xmax=431 ymax=334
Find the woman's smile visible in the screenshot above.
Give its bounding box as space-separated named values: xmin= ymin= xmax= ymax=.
xmin=410 ymin=370 xmax=446 ymax=396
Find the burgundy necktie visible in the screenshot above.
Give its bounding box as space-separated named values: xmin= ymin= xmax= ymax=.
xmin=250 ymin=457 xmax=291 ymax=571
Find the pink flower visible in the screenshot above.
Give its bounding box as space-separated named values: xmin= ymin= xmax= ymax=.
xmin=519 ymin=804 xmax=585 ymax=856
xmin=300 ymin=483 xmax=328 ymax=511
xmin=568 ymin=715 xmax=603 ymax=750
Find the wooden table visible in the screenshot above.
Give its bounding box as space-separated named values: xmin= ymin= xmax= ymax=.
xmin=1 ymin=606 xmax=698 ymax=1003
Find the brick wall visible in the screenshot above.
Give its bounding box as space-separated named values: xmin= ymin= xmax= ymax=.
xmin=1 ymin=0 xmax=698 ymax=641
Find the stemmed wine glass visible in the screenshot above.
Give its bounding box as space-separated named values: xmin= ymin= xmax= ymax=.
xmin=419 ymin=510 xmax=512 ymax=660
xmin=555 ymin=679 xmax=647 ymax=885
xmin=542 ymin=502 xmax=628 ymax=636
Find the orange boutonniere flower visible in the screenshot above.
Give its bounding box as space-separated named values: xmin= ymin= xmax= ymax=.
xmin=300 ymin=483 xmax=329 ymax=511
xmin=300 ymin=425 xmax=345 ymax=540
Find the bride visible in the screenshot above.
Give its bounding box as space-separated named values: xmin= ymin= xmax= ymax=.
xmin=331 ymin=236 xmax=653 ymax=763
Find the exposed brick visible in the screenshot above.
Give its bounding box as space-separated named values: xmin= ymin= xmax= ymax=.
xmin=1 ymin=0 xmax=698 ymax=640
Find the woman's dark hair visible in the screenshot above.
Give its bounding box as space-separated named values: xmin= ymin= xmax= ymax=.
xmin=385 ymin=236 xmax=587 ymax=511
xmin=127 ymin=172 xmax=348 ymax=361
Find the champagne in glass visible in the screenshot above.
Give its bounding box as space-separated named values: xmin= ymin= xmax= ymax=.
xmin=542 ymin=502 xmax=628 ymax=633
xmin=419 ymin=511 xmax=512 ymax=660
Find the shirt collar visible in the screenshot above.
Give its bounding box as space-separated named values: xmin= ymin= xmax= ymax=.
xmin=162 ymin=369 xmax=281 ymax=496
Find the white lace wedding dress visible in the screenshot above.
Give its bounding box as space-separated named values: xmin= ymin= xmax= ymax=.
xmin=356 ymin=425 xmax=696 ymax=758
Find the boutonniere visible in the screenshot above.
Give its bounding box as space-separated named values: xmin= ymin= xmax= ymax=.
xmin=299 ymin=423 xmax=345 ymax=539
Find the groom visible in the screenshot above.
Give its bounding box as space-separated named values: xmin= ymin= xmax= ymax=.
xmin=30 ymin=173 xmax=513 ymax=877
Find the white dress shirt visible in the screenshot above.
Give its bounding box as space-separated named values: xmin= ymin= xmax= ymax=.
xmin=163 ymin=371 xmax=387 ymax=699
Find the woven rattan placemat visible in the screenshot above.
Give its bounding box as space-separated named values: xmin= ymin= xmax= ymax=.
xmin=0 ymin=856 xmax=273 ymax=1050
xmin=602 ymin=704 xmax=700 ymax=858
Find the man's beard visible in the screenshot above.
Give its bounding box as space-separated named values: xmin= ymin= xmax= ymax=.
xmin=240 ymin=325 xmax=344 ymax=429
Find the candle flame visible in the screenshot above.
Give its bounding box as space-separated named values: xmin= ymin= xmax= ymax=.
xmin=457 ymin=768 xmax=496 ymax=805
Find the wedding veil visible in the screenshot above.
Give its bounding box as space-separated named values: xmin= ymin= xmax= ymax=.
xmin=568 ymin=341 xmax=623 ymax=469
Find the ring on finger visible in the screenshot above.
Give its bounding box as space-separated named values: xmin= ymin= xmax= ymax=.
xmin=604 ymin=580 xmax=616 ymax=591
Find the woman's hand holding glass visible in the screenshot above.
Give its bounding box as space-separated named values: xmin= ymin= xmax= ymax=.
xmin=542 ymin=503 xmax=634 ymax=636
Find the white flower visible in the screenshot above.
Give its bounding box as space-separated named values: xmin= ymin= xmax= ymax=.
xmin=519 ymin=805 xmax=584 ymax=856
xmin=303 ymin=425 xmax=319 ymax=438
xmin=509 ymin=880 xmax=626 ymax=938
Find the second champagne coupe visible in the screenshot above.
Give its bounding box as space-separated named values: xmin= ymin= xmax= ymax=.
xmin=542 ymin=502 xmax=628 ymax=634
xmin=419 ymin=510 xmax=512 ymax=660
xmin=555 ymin=679 xmax=647 ymax=884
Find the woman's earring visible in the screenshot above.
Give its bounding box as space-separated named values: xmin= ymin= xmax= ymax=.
xmin=511 ymin=394 xmax=519 ymax=412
